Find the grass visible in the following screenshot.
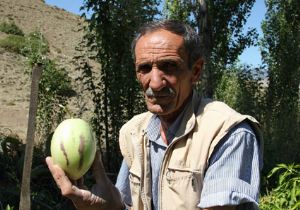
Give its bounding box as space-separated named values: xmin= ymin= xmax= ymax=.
xmin=0 ymin=35 xmax=27 ymax=54
xmin=0 ymin=22 xmax=24 ymax=36
xmin=0 ymin=31 xmax=49 ymax=59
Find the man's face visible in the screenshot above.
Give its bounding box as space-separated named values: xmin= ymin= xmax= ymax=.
xmin=135 ymin=29 xmax=201 ymax=121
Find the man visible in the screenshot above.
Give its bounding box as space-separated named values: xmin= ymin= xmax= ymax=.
xmin=46 ymin=20 xmax=263 ymax=210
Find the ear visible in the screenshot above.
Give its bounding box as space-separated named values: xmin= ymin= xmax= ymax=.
xmin=191 ymin=58 xmax=204 ymax=84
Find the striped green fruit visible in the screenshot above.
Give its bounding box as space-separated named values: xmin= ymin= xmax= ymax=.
xmin=51 ymin=118 xmax=96 ymax=180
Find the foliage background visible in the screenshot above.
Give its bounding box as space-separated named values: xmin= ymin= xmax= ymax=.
xmin=0 ymin=0 xmax=299 ymax=209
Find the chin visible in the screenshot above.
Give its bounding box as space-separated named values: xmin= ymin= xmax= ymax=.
xmin=147 ymin=104 xmax=175 ymax=116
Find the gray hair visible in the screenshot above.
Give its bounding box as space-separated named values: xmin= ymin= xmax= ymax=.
xmin=131 ymin=19 xmax=203 ymax=69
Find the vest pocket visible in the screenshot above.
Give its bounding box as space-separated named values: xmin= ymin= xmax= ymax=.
xmin=129 ymin=172 xmax=141 ymax=193
xmin=129 ymin=172 xmax=144 ymax=209
xmin=162 ymin=168 xmax=203 ymax=209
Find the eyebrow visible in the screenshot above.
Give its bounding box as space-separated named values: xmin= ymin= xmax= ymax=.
xmin=136 ymin=62 xmax=151 ymax=68
xmin=157 ymin=58 xmax=182 ymax=64
xmin=136 ymin=57 xmax=183 ymax=65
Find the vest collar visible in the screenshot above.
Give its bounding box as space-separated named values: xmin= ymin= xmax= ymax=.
xmin=172 ymin=89 xmax=201 ymax=140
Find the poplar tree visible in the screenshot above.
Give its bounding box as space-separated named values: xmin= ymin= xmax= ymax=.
xmin=78 ymin=0 xmax=159 ymax=173
xmin=261 ymin=0 xmax=300 ymax=170
xmin=163 ymin=0 xmax=258 ymax=97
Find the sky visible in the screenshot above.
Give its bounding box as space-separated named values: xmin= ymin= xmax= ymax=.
xmin=45 ymin=0 xmax=266 ymax=66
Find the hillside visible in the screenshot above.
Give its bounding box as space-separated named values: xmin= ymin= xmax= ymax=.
xmin=0 ymin=0 xmax=94 ymax=140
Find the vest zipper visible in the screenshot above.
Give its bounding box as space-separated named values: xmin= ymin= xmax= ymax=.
xmin=141 ymin=130 xmax=151 ymax=210
xmin=157 ymin=119 xmax=195 ymax=210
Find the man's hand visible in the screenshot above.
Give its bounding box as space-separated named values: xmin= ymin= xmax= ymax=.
xmin=46 ymin=151 xmax=124 ymax=210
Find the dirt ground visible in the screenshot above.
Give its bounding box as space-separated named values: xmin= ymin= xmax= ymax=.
xmin=0 ymin=0 xmax=96 ymax=141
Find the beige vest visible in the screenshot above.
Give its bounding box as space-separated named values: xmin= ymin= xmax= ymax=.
xmin=119 ymin=92 xmax=261 ymax=210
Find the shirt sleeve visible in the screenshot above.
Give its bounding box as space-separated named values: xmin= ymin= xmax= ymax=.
xmin=115 ymin=159 xmax=132 ymax=207
xmin=198 ymin=122 xmax=263 ymax=210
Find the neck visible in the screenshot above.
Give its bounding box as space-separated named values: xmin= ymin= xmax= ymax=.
xmin=159 ymin=91 xmax=193 ymax=128
xmin=159 ymin=91 xmax=193 ymax=144
xmin=160 ymin=124 xmax=168 ymax=145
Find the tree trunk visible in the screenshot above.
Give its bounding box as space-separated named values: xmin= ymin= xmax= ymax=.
xmin=197 ymin=0 xmax=214 ymax=97
xmin=19 ymin=64 xmax=43 ymax=210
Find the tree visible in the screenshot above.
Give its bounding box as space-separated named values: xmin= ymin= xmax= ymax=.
xmin=77 ymin=0 xmax=159 ymax=174
xmin=19 ymin=64 xmax=43 ymax=210
xmin=214 ymin=64 xmax=265 ymax=122
xmin=261 ymin=0 xmax=300 ymax=171
xmin=163 ymin=0 xmax=258 ymax=97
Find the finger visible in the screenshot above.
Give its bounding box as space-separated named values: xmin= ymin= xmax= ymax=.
xmin=46 ymin=156 xmax=65 ymax=181
xmin=46 ymin=157 xmax=103 ymax=206
xmin=70 ymin=185 xmax=103 ymax=206
xmin=46 ymin=156 xmax=73 ymax=195
xmin=45 ymin=156 xmax=55 ymax=173
xmin=46 ymin=156 xmax=66 ymax=181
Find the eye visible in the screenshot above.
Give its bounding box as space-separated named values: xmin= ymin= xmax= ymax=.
xmin=158 ymin=61 xmax=178 ymax=73
xmin=136 ymin=63 xmax=152 ymax=73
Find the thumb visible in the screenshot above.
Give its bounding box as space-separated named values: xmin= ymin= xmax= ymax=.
xmin=92 ymin=150 xmax=107 ymax=184
xmin=73 ymin=177 xmax=88 ymax=190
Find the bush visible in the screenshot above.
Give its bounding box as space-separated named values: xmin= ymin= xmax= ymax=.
xmin=0 ymin=28 xmax=73 ymax=141
xmin=0 ymin=28 xmax=76 ymax=208
xmin=0 ymin=133 xmax=76 ymax=210
xmin=0 ymin=22 xmax=24 ymax=36
xmin=260 ymin=164 xmax=300 ymax=210
xmin=0 ymin=31 xmax=49 ymax=58
xmin=36 ymin=59 xmax=73 ymax=139
xmin=21 ymin=32 xmax=49 ymax=65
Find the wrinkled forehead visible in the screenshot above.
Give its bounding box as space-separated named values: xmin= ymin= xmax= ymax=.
xmin=135 ymin=29 xmax=186 ymax=59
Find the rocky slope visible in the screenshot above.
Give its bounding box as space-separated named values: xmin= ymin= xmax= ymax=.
xmin=0 ymin=0 xmax=94 ymax=141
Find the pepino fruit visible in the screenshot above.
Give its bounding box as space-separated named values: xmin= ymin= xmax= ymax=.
xmin=50 ymin=118 xmax=96 ymax=180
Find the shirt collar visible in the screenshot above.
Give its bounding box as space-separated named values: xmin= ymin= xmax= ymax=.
xmin=146 ymin=114 xmax=161 ymax=143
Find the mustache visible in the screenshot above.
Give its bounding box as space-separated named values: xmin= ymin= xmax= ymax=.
xmin=145 ymin=87 xmax=175 ymax=97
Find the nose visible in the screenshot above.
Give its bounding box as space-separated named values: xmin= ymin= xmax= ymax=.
xmin=149 ymin=67 xmax=166 ymax=91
